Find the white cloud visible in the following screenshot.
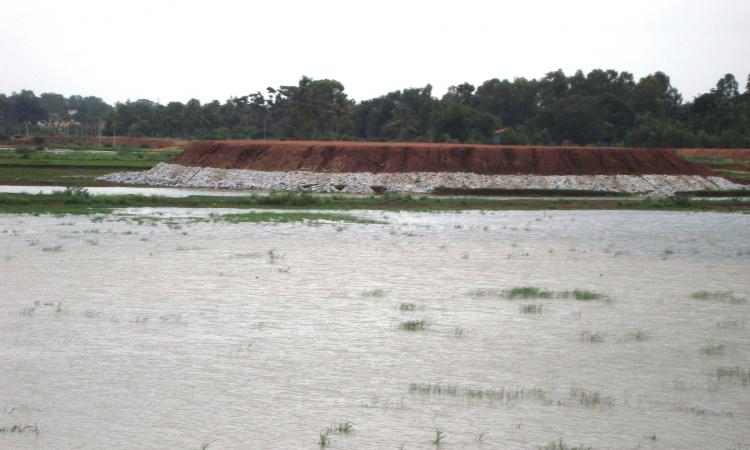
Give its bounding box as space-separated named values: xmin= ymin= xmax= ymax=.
xmin=1 ymin=0 xmax=748 ymax=103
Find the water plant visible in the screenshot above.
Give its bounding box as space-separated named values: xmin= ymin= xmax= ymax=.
xmin=539 ymin=439 xmax=592 ymax=450
xmin=399 ymin=320 xmax=427 ymax=331
xmin=450 ymin=327 xmax=466 ymax=338
xmin=580 ymin=331 xmax=604 ymax=343
xmin=335 ymin=421 xmax=353 ymax=434
xmin=319 ymin=429 xmax=332 ymax=448
xmin=714 ymin=366 xmax=750 ymax=385
xmin=569 ymin=387 xmax=613 ymax=408
xmin=690 ymin=291 xmax=746 ymax=304
xmin=520 ymin=304 xmax=543 ymax=314
xmin=399 ymin=302 xmax=416 ymax=311
xmin=701 ymin=343 xmax=727 ymax=355
xmin=362 ymin=288 xmax=385 ymax=297
xmin=624 ymin=330 xmax=650 ymax=342
xmin=505 ymin=286 xmax=554 ymax=299
xmin=570 ymin=290 xmax=602 ymax=301
xmin=432 ymin=430 xmax=446 ymax=446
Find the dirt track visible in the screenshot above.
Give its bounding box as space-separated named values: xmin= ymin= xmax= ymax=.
xmin=171 ymin=141 xmax=712 ymax=176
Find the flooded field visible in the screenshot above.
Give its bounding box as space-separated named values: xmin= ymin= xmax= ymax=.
xmin=0 ymin=209 xmax=748 ymax=449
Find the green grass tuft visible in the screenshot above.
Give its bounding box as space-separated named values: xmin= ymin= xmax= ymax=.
xmin=520 ymin=304 xmax=544 ymax=314
xmin=690 ymin=291 xmax=747 ymax=304
xmin=505 ymin=286 xmax=554 ymax=299
xmin=580 ymin=331 xmax=605 ymax=343
xmin=701 ymin=343 xmax=727 ymax=355
xmin=399 ymin=320 xmax=427 ymax=331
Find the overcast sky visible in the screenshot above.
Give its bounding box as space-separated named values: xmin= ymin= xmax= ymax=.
xmin=2 ymin=0 xmax=748 ymax=104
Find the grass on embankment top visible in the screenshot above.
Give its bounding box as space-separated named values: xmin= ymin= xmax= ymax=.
xmin=0 ymin=190 xmax=748 ymax=215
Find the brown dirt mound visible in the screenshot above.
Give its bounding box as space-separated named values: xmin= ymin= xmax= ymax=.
xmin=171 ymin=140 xmax=712 ymax=176
xmin=675 ymin=148 xmax=750 ymax=160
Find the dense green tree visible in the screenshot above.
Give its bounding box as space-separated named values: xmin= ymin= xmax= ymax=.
xmin=3 ymin=70 xmax=749 ymax=148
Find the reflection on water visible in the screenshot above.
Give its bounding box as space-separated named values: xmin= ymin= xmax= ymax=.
xmin=0 ymin=210 xmax=748 ymax=449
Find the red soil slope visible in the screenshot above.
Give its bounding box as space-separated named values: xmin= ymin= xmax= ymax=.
xmin=170 ymin=141 xmax=712 ymax=176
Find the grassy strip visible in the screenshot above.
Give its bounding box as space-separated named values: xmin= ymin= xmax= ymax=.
xmin=684 ymin=156 xmax=747 ymax=166
xmin=432 ymin=187 xmax=632 ymax=197
xmin=0 ymin=191 xmax=748 ymax=215
xmin=0 ymin=159 xmax=157 ymax=168
xmin=0 ymin=166 xmax=137 ymax=186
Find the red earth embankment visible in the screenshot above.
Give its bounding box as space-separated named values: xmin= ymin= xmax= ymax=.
xmin=170 ymin=140 xmax=712 ymax=176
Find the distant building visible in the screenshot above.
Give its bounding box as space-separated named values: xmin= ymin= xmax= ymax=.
xmin=492 ymin=128 xmax=507 ymax=144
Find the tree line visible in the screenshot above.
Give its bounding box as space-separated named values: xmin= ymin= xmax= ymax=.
xmin=1 ymin=70 xmax=749 ymax=148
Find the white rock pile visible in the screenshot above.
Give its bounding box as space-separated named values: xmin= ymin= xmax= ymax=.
xmin=99 ymin=163 xmax=746 ymax=197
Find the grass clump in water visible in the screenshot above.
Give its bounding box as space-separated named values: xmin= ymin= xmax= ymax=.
xmin=362 ymin=288 xmax=385 ymax=297
xmin=701 ymin=343 xmax=727 ymax=355
xmin=399 ymin=320 xmax=427 ymax=331
xmin=569 ymin=387 xmax=614 ymax=408
xmin=520 ymin=304 xmax=543 ymax=314
xmin=690 ymin=291 xmax=746 ymax=304
xmin=580 ymin=331 xmax=604 ymax=343
xmin=570 ymin=290 xmax=602 ymax=301
xmin=334 ymin=421 xmax=353 ymax=435
xmin=219 ymin=211 xmax=378 ymax=224
xmin=399 ymin=302 xmax=416 ymax=311
xmin=539 ymin=439 xmax=593 ymax=450
xmin=715 ymin=366 xmax=750 ymax=385
xmin=318 ymin=429 xmax=332 ymax=448
xmin=624 ymin=330 xmax=650 ymax=342
xmin=505 ymin=286 xmax=554 ymax=299
xmin=432 ymin=430 xmax=446 ymax=446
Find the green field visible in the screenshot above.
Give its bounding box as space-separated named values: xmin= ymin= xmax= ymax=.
xmin=0 ymin=147 xmax=181 ymax=185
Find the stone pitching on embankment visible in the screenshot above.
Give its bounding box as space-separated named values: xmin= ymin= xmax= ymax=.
xmin=99 ymin=141 xmax=748 ymax=197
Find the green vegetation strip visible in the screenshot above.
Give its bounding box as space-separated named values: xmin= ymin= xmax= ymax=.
xmin=470 ymin=286 xmax=605 ymax=301
xmin=218 ymin=211 xmax=380 ymax=224
xmin=0 ymin=190 xmax=748 ymax=215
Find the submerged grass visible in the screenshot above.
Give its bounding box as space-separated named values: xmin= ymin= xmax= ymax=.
xmin=0 ymin=191 xmax=748 ymax=214
xmin=472 ymin=286 xmax=608 ymax=302
xmin=624 ymin=330 xmax=650 ymax=342
xmin=399 ymin=320 xmax=427 ymax=331
xmin=520 ymin=304 xmax=544 ymax=314
xmin=715 ymin=366 xmax=750 ymax=385
xmin=506 ymin=287 xmax=554 ymax=299
xmin=580 ymin=331 xmax=605 ymax=343
xmin=690 ymin=291 xmax=747 ymax=304
xmin=539 ymin=439 xmax=593 ymax=450
xmin=218 ymin=211 xmax=379 ymax=224
xmin=701 ymin=343 xmax=727 ymax=355
xmin=569 ymin=387 xmax=614 ymax=408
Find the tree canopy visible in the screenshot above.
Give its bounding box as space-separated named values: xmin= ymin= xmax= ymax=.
xmin=1 ymin=70 xmax=749 ymax=148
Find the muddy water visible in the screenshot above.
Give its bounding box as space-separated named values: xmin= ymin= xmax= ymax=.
xmin=0 ymin=210 xmax=748 ymax=449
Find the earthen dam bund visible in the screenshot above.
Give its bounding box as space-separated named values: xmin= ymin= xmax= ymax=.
xmin=101 ymin=141 xmax=747 ymax=196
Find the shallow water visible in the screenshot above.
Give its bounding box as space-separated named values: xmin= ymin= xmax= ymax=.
xmin=0 ymin=209 xmax=748 ymax=449
xmin=0 ymin=185 xmax=265 ymax=197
